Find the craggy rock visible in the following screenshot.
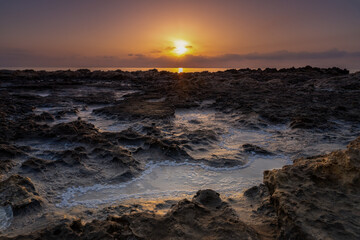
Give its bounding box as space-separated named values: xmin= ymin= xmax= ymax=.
xmin=20 ymin=157 xmax=54 ymax=172
xmin=94 ymin=99 xmax=175 ymax=121
xmin=0 ymin=175 xmax=42 ymax=215
xmin=134 ymin=137 xmax=191 ymax=160
xmin=264 ymin=137 xmax=360 ymax=240
xmin=1 ymin=67 xmax=360 ymax=238
xmin=0 ymin=144 xmax=25 ymax=173
xmin=33 ymin=112 xmax=55 ymax=122
xmin=0 ymin=144 xmax=25 ymax=159
xmin=242 ymin=144 xmax=273 ymax=155
xmin=0 ymin=158 xmax=15 ymax=173
xmin=3 ymin=190 xmax=260 ymax=240
xmin=192 ymin=188 xmax=223 ymax=208
xmin=47 ymin=120 xmax=106 ymax=143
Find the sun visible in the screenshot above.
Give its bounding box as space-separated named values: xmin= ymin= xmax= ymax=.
xmin=173 ymin=40 xmax=189 ymax=56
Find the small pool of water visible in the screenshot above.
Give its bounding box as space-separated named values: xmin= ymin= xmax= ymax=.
xmin=54 ymin=109 xmax=360 ymax=209
xmin=58 ymin=155 xmax=286 ymax=208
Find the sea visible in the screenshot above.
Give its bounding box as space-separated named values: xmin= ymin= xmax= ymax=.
xmin=2 ymin=67 xmax=359 ymax=73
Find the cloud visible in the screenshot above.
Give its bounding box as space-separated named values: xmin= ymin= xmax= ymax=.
xmin=0 ymin=48 xmax=360 ymax=70
xmin=150 ymin=50 xmax=162 ymax=54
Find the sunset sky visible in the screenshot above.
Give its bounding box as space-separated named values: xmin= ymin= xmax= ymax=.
xmin=1 ymin=0 xmax=360 ymax=69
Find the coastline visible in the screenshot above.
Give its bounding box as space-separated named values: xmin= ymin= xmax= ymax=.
xmin=0 ymin=67 xmax=359 ymax=239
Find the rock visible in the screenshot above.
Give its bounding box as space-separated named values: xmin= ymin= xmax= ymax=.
xmin=0 ymin=175 xmax=42 ymax=215
xmin=192 ymin=189 xmax=223 ymax=208
xmin=55 ymin=149 xmax=88 ymax=166
xmin=0 ymin=144 xmax=25 ymax=159
xmin=289 ymin=116 xmax=328 ymax=129
xmin=263 ymin=137 xmax=360 ymax=240
xmin=243 ymin=184 xmax=270 ymax=199
xmin=21 ymin=157 xmax=54 ymax=172
xmin=47 ymin=120 xmax=105 ymax=143
xmin=0 ymin=159 xmax=15 ymax=173
xmin=34 ymin=112 xmax=55 ymax=122
xmin=3 ymin=191 xmax=260 ymax=240
xmin=94 ymin=99 xmax=175 ymax=121
xmin=242 ymin=144 xmax=273 ymax=155
xmin=0 ymin=144 xmax=25 ymax=173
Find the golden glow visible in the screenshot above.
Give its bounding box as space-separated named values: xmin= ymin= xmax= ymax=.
xmin=178 ymin=67 xmax=183 ymax=73
xmin=173 ymin=40 xmax=189 ymax=56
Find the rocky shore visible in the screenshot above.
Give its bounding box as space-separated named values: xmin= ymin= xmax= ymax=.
xmin=0 ymin=67 xmax=359 ymax=239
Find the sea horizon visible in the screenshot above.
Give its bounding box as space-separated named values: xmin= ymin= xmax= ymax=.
xmin=1 ymin=66 xmax=359 ymax=73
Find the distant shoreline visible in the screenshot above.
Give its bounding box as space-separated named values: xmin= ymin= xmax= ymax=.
xmin=1 ymin=66 xmax=359 ymax=73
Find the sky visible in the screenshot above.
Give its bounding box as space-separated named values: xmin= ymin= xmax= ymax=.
xmin=1 ymin=0 xmax=360 ymax=69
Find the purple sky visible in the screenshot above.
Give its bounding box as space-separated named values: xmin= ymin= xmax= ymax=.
xmin=1 ymin=0 xmax=360 ymax=69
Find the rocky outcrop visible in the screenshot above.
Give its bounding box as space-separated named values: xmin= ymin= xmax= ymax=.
xmin=0 ymin=144 xmax=26 ymax=173
xmin=2 ymin=190 xmax=259 ymax=240
xmin=242 ymin=144 xmax=274 ymax=155
xmin=264 ymin=137 xmax=360 ymax=240
xmin=94 ymin=99 xmax=175 ymax=121
xmin=1 ymin=67 xmax=360 ymax=239
xmin=0 ymin=175 xmax=42 ymax=215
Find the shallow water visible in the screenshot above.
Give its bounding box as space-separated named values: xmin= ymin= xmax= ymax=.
xmin=54 ymin=109 xmax=360 ymax=208
xmin=0 ymin=205 xmax=13 ymax=232
xmin=31 ymin=89 xmax=139 ymax=132
xmin=58 ymin=155 xmax=286 ymax=208
xmin=17 ymin=88 xmax=360 ymax=210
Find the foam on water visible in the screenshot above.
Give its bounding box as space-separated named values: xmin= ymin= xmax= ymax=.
xmin=0 ymin=205 xmax=13 ymax=231
xmin=58 ymin=155 xmax=287 ymax=208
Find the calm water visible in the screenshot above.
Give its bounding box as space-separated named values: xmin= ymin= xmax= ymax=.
xmin=2 ymin=67 xmax=359 ymax=73
xmin=1 ymin=67 xmax=230 ymax=73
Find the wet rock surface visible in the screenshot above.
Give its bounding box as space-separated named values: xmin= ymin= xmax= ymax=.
xmin=3 ymin=190 xmax=260 ymax=240
xmin=0 ymin=67 xmax=359 ymax=239
xmin=94 ymin=98 xmax=175 ymax=121
xmin=263 ymin=137 xmax=360 ymax=240
xmin=0 ymin=175 xmax=42 ymax=215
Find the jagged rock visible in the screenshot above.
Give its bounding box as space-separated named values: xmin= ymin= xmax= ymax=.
xmin=47 ymin=120 xmax=106 ymax=143
xmin=242 ymin=144 xmax=273 ymax=155
xmin=34 ymin=112 xmax=55 ymax=122
xmin=264 ymin=137 xmax=360 ymax=240
xmin=0 ymin=175 xmax=42 ymax=215
xmin=0 ymin=144 xmax=26 ymax=173
xmin=21 ymin=157 xmax=54 ymax=172
xmin=0 ymin=144 xmax=25 ymax=159
xmin=3 ymin=190 xmax=260 ymax=240
xmin=192 ymin=189 xmax=223 ymax=208
xmin=94 ymin=99 xmax=175 ymax=121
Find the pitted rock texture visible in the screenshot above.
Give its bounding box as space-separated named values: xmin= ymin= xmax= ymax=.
xmin=264 ymin=137 xmax=360 ymax=240
xmin=2 ymin=190 xmax=260 ymax=240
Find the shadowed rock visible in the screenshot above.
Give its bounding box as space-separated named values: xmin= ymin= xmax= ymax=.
xmin=0 ymin=175 xmax=42 ymax=215
xmin=2 ymin=190 xmax=260 ymax=240
xmin=264 ymin=137 xmax=360 ymax=240
xmin=94 ymin=99 xmax=175 ymax=121
xmin=242 ymin=144 xmax=273 ymax=155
